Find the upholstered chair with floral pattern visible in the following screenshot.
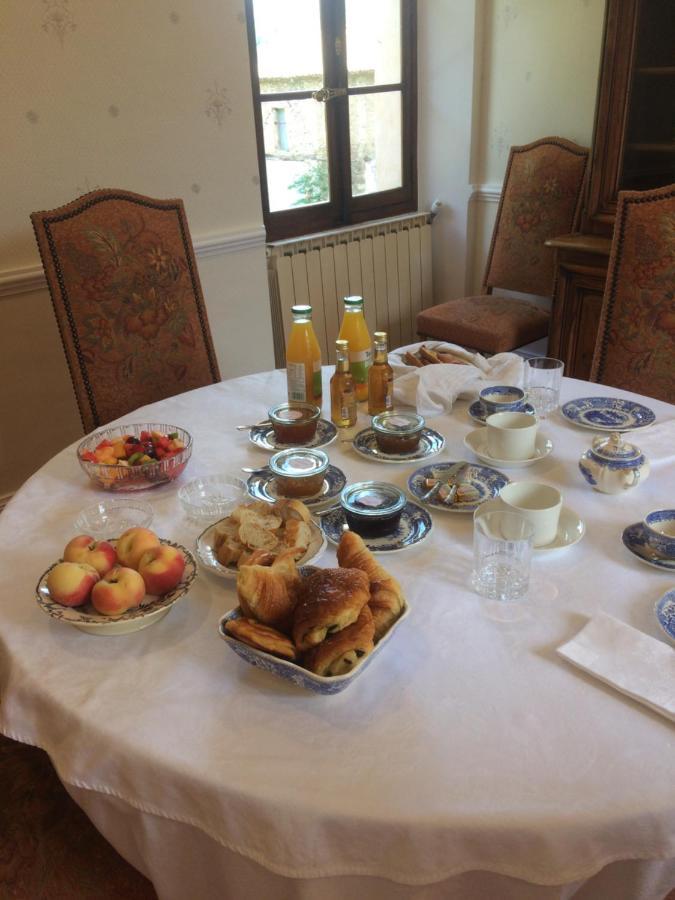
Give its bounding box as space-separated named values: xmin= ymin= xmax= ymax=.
xmin=417 ymin=137 xmax=589 ymax=354
xmin=32 ymin=190 xmax=221 ymax=433
xmin=590 ymin=183 xmax=675 ymax=403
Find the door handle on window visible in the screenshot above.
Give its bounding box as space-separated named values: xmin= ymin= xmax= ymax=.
xmin=311 ymin=88 xmax=347 ymax=103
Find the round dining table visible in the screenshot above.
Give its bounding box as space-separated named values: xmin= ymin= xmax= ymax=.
xmin=0 ymin=367 xmax=674 ymax=900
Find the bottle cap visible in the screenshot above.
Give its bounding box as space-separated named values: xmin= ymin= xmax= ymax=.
xmin=335 ymin=339 xmax=349 ymax=350
xmin=292 ymin=304 xmax=312 ymax=318
xmin=343 ymin=296 xmax=364 ymax=308
xmin=374 ymin=331 xmax=388 ymax=340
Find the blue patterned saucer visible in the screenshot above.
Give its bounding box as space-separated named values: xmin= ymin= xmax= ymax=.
xmin=621 ymin=522 xmax=675 ymax=572
xmin=408 ymin=461 xmax=510 ymax=513
xmin=468 ymin=400 xmax=535 ymax=425
xmin=319 ymin=501 xmax=432 ymax=552
xmin=561 ymin=397 xmax=655 ymax=432
xmin=655 ymin=589 xmax=675 ymax=643
xmin=246 ymin=464 xmax=346 ymax=510
xmin=249 ymin=418 xmax=337 ymax=452
xmin=352 ymin=427 xmax=445 ymax=463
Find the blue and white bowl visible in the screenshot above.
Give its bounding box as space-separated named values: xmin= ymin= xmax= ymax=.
xmin=644 ymin=510 xmax=675 ymax=558
xmin=479 ymin=385 xmax=526 ymax=415
xmin=655 ymin=589 xmax=675 ymax=644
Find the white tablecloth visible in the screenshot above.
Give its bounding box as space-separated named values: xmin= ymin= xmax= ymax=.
xmin=1 ymin=370 xmax=674 ymax=900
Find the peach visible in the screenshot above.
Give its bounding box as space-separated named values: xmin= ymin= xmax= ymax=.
xmin=116 ymin=527 xmax=160 ymax=570
xmin=47 ymin=562 xmax=99 ymax=607
xmin=63 ymin=534 xmax=117 ymax=576
xmin=138 ymin=544 xmax=186 ymax=595
xmin=91 ymin=566 xmax=146 ymax=616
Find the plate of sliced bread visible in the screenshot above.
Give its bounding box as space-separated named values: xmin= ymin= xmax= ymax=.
xmin=196 ymin=498 xmax=326 ymax=579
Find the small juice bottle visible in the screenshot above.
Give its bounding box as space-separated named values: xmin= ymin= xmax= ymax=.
xmin=338 ymin=295 xmax=371 ymax=402
xmin=368 ymin=331 xmax=394 ymax=415
xmin=330 ymin=339 xmax=357 ymax=427
xmin=285 ymin=304 xmax=322 ymax=406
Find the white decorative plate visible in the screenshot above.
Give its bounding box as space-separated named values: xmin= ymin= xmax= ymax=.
xmin=655 ymin=589 xmax=675 ymax=643
xmin=249 ymin=419 xmax=338 ymax=452
xmin=463 ymin=428 xmax=553 ymax=468
xmin=35 ymin=540 xmax=197 ymax=635
xmin=478 ymin=498 xmax=585 ymax=552
xmin=408 ymin=462 xmax=509 ymax=513
xmin=246 ymin=464 xmax=346 ymax=511
xmin=622 ymin=522 xmax=675 ymax=572
xmin=468 ymin=400 xmax=535 ymax=425
xmin=561 ymin=397 xmax=655 ymax=431
xmin=319 ymin=502 xmax=432 ymax=553
xmin=351 ymin=427 xmax=445 ymax=463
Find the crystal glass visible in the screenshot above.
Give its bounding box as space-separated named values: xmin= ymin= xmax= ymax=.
xmin=74 ymin=499 xmax=154 ymax=539
xmin=525 ymin=357 xmax=564 ymax=418
xmin=178 ymin=475 xmax=247 ymax=523
xmin=472 ymin=509 xmax=534 ymax=620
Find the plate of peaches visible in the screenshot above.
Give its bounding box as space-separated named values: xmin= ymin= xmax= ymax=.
xmin=35 ymin=527 xmax=197 ymax=635
xmin=219 ymin=530 xmax=409 ymax=694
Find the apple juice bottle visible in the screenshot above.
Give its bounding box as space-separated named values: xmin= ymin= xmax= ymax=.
xmin=330 ymin=339 xmax=357 ymax=428
xmin=337 ymin=295 xmax=371 ymax=402
xmin=368 ymin=331 xmax=394 ymax=415
xmin=286 ymin=305 xmax=322 ymax=406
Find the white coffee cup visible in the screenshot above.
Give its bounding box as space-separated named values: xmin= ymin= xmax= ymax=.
xmin=498 ymin=482 xmax=562 ymax=547
xmin=486 ymin=411 xmax=538 ymax=460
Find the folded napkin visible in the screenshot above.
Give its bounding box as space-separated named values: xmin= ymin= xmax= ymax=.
xmin=629 ymin=418 xmax=675 ymax=468
xmin=557 ymin=613 xmax=675 ymax=724
xmin=390 ymin=340 xmax=524 ymax=416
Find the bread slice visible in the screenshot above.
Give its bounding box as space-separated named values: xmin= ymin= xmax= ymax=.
xmin=230 ymin=500 xmax=273 ymax=523
xmin=273 ymin=498 xmax=311 ymax=524
xmin=237 ymin=507 xmax=282 ymax=533
xmin=238 ymin=521 xmax=281 ymax=552
xmin=282 ymin=519 xmax=311 ymax=555
xmin=216 ymin=537 xmax=245 ymax=568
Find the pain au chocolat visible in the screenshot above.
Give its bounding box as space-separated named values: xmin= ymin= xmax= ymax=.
xmin=337 ymin=530 xmax=404 ymax=639
xmin=292 ymin=567 xmax=370 ymax=651
xmin=303 ymin=604 xmax=375 ymax=676
xmin=225 ymin=617 xmax=297 ymax=661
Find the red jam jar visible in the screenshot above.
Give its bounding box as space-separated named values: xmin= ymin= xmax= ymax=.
xmin=269 ymin=448 xmax=329 ymax=499
xmin=372 ymin=412 xmax=425 ymax=455
xmin=268 ymin=402 xmax=320 ymax=445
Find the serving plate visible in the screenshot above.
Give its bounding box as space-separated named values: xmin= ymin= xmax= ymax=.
xmin=196 ymin=518 xmax=327 ymax=579
xmin=249 ymin=419 xmax=337 ymax=452
xmin=35 ymin=540 xmax=197 ymax=635
xmin=622 ymin=522 xmax=675 ymax=572
xmin=219 ymin=599 xmax=410 ymax=694
xmin=408 ymin=462 xmax=509 ymax=513
xmin=319 ymin=502 xmax=432 ymax=552
xmin=468 ymin=400 xmax=535 ymax=425
xmin=246 ymin=464 xmax=346 ymax=511
xmin=351 ymin=427 xmax=445 ymax=463
xmin=561 ymin=397 xmax=655 ymax=432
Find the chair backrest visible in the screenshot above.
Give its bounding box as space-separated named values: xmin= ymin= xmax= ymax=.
xmin=31 ymin=189 xmax=221 ymax=433
xmin=590 ymin=183 xmax=675 ymax=402
xmin=484 ymin=137 xmax=589 ymax=297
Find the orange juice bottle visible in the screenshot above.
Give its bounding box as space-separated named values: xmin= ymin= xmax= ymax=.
xmin=338 ymin=295 xmax=371 ymax=402
xmin=286 ymin=304 xmax=322 ymax=406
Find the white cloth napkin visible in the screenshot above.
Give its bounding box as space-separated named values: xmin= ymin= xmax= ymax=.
xmin=557 ymin=613 xmax=675 ymax=724
xmin=390 ymin=340 xmax=524 ymax=416
xmin=629 ymin=418 xmax=675 ymax=468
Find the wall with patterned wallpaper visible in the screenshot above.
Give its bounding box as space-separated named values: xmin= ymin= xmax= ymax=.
xmin=0 ymin=0 xmax=273 ymax=494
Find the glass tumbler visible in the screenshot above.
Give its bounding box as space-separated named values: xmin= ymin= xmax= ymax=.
xmin=525 ymin=357 xmax=564 ymax=418
xmin=472 ymin=510 xmax=534 ymax=618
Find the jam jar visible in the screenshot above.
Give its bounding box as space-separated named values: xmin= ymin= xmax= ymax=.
xmin=372 ymin=412 xmax=425 ymax=454
xmin=340 ymin=481 xmax=406 ymax=537
xmin=269 ymin=448 xmax=329 ymax=499
xmin=268 ymin=402 xmax=320 ymax=445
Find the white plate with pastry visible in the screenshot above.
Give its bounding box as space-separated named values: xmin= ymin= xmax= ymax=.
xmin=196 ymin=498 xmax=326 ymax=579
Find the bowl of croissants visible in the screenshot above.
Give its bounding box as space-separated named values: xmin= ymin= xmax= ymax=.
xmin=219 ymin=530 xmax=409 ymax=694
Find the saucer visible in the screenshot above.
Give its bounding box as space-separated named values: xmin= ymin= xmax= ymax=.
xmin=246 ymin=464 xmax=346 ymax=511
xmin=468 ymin=400 xmax=536 ymax=425
xmin=408 ymin=461 xmax=510 ymax=513
xmin=655 ymin=589 xmax=675 ymax=643
xmin=351 ymin=427 xmax=445 ymax=463
xmin=463 ymin=428 xmax=553 ymax=468
xmin=478 ymin=498 xmax=585 ymax=551
xmin=622 ymin=522 xmax=675 ymax=571
xmin=249 ymin=418 xmax=337 ymax=452
xmin=561 ymin=397 xmax=655 ymax=431
xmin=319 ymin=501 xmax=432 ymax=552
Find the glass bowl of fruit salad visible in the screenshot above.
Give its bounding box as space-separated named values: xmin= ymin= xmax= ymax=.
xmin=77 ymin=424 xmax=193 ymax=491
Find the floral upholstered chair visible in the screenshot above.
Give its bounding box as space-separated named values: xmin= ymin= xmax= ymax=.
xmin=417 ymin=137 xmax=589 ymax=354
xmin=31 ymin=189 xmax=221 ymax=433
xmin=590 ymin=183 xmax=675 ymax=403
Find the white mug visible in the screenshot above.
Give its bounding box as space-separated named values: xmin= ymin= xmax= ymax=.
xmin=498 ymin=482 xmax=562 ymax=547
xmin=486 ymin=411 xmax=538 ymax=460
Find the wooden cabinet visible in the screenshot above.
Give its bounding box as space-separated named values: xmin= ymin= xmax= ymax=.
xmin=548 ymin=0 xmax=674 ymax=378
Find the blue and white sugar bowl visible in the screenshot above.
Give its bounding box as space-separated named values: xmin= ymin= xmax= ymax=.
xmin=578 ymin=431 xmax=649 ymax=494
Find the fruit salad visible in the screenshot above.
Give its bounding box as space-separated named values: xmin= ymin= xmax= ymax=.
xmin=80 ymin=430 xmax=186 ymax=467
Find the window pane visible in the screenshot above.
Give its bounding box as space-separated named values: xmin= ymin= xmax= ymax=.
xmin=349 ymin=92 xmax=402 ymax=196
xmin=345 ymin=0 xmax=401 ymax=87
xmin=253 ymin=0 xmax=323 ymax=94
xmin=262 ymin=99 xmax=330 ymax=212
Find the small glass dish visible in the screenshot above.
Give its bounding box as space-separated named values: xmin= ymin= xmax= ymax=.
xmin=178 ymin=474 xmax=247 ymax=522
xmin=371 ymin=412 xmax=425 ymax=454
xmin=268 ymin=401 xmax=320 ymax=445
xmin=340 ymin=481 xmax=407 ymax=537
xmin=74 ymin=498 xmax=154 ymax=539
xmin=77 ymin=424 xmax=192 ymax=492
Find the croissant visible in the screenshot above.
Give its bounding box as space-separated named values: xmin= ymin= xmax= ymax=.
xmin=225 ymin=617 xmax=296 ymax=661
xmin=237 ymin=564 xmax=296 ymax=632
xmin=337 ymin=531 xmax=404 ymax=639
xmin=292 ymin=567 xmax=370 ymax=651
xmin=303 ymin=605 xmax=375 ymax=676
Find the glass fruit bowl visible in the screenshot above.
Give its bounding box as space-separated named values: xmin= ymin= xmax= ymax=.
xmin=77 ymin=424 xmax=193 ymax=492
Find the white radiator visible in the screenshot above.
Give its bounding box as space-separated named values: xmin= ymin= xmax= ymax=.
xmin=267 ymin=213 xmax=433 ymax=366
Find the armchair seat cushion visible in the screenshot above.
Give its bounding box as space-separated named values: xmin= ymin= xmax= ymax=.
xmin=417 ymin=295 xmax=550 ymax=354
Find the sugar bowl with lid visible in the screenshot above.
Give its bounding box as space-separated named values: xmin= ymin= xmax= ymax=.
xmin=578 ymin=431 xmax=650 ymax=494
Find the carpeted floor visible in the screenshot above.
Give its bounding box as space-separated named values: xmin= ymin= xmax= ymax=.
xmin=0 ymin=734 xmax=157 ymax=899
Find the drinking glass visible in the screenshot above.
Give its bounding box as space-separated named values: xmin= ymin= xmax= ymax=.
xmin=472 ymin=509 xmax=534 ymax=620
xmin=525 ymin=357 xmax=564 ymax=418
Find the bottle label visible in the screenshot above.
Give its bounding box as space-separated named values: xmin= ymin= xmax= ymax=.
xmin=287 ymin=362 xmax=307 ymax=402
xmin=312 ymin=359 xmax=322 ymax=399
xmin=349 ymin=348 xmax=372 ymax=385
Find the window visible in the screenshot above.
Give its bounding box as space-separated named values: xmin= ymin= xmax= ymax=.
xmin=245 ymin=0 xmax=417 ymax=241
